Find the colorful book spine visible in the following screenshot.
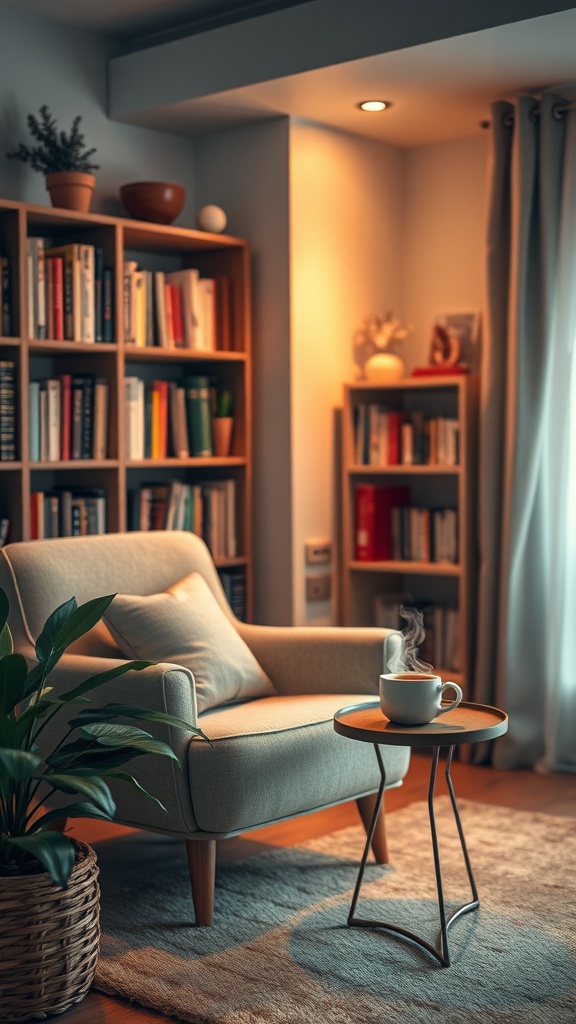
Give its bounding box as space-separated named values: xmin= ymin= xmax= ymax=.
xmin=183 ymin=375 xmax=213 ymax=457
xmin=102 ymin=267 xmax=113 ymax=342
xmin=0 ymin=360 xmax=16 ymax=462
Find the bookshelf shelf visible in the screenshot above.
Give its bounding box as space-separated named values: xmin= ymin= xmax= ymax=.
xmin=0 ymin=196 xmax=254 ymax=619
xmin=341 ymin=375 xmax=478 ymax=692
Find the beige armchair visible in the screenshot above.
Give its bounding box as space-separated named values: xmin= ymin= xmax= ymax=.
xmin=0 ymin=531 xmax=409 ymax=925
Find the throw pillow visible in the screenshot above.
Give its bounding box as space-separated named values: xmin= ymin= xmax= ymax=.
xmin=103 ymin=572 xmax=275 ymax=713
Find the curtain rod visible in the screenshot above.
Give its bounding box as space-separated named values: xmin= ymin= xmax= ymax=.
xmin=481 ymin=99 xmax=576 ymax=129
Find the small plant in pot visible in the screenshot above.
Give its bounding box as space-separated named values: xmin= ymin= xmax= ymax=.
xmin=212 ymin=387 xmax=234 ymax=457
xmin=6 ymin=105 xmax=99 ymax=212
xmin=0 ymin=587 xmax=207 ymax=1022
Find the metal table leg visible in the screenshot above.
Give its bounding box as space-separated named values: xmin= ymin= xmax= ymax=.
xmin=347 ymin=743 xmax=480 ymax=967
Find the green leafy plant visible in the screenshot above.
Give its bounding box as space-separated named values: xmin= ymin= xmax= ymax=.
xmin=0 ymin=587 xmax=207 ymax=888
xmin=215 ymin=388 xmax=234 ymax=418
xmin=6 ymin=105 xmax=99 ymax=174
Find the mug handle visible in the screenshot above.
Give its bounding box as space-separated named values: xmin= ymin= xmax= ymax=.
xmin=436 ymin=681 xmax=463 ymax=717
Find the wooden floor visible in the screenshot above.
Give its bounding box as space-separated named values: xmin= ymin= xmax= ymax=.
xmin=59 ymin=754 xmax=576 ymax=1024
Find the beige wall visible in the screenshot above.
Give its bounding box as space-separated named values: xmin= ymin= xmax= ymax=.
xmin=401 ymin=135 xmax=490 ymax=372
xmin=289 ymin=122 xmax=404 ymax=624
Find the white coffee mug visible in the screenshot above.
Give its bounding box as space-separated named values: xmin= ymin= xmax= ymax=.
xmin=379 ymin=672 xmax=463 ymax=726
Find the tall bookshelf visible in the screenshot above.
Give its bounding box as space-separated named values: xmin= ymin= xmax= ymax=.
xmin=341 ymin=375 xmax=478 ymax=694
xmin=0 ymin=198 xmax=253 ymax=619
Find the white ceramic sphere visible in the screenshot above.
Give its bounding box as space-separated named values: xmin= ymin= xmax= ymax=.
xmin=196 ymin=204 xmax=227 ymax=233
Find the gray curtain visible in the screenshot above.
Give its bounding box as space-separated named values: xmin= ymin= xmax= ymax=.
xmin=474 ymin=93 xmax=576 ymax=771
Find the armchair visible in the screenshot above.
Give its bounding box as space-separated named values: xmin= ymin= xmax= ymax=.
xmin=0 ymin=531 xmax=409 ymax=925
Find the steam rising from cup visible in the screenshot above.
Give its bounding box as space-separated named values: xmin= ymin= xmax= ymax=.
xmin=386 ymin=605 xmax=433 ymax=674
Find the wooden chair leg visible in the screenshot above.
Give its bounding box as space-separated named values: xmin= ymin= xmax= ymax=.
xmin=186 ymin=839 xmax=216 ymax=926
xmin=356 ymin=794 xmax=389 ymax=864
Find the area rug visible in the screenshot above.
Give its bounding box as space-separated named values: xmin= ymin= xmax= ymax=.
xmin=93 ymin=798 xmax=576 ymax=1024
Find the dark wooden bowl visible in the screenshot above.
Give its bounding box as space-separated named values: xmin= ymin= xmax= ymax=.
xmin=120 ymin=181 xmax=186 ymax=224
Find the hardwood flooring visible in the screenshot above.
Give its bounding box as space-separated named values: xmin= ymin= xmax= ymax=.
xmin=57 ymin=754 xmax=576 ymax=1024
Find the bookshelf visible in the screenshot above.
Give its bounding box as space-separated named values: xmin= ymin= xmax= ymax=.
xmin=0 ymin=197 xmax=253 ymax=619
xmin=341 ymin=375 xmax=479 ymax=694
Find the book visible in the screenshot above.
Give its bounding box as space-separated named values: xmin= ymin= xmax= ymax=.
xmin=354 ymin=483 xmax=410 ymax=561
xmin=79 ymin=244 xmax=95 ymax=341
xmin=45 ymin=378 xmax=60 ymax=462
xmin=47 ymin=256 xmax=64 ymax=340
xmin=169 ymin=382 xmax=190 ymax=458
xmin=165 ymin=269 xmax=201 ymax=349
xmin=214 ymin=275 xmax=231 ymax=350
xmin=93 ymin=378 xmax=109 ymax=459
xmin=0 ymin=360 xmax=16 ymax=462
xmin=183 ymin=375 xmax=213 ymax=456
xmin=0 ymin=257 xmax=11 ymax=336
xmin=27 ymin=237 xmax=46 ymax=340
xmin=102 ymin=267 xmax=114 ymax=342
xmin=45 ymin=244 xmax=83 ymax=341
xmin=151 ymin=379 xmax=169 ymax=459
xmin=124 ymin=376 xmax=145 ymax=460
xmin=29 ymin=381 xmax=40 ymax=462
xmin=60 ymin=373 xmax=72 ymax=461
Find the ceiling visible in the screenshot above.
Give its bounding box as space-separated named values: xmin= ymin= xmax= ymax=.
xmin=3 ymin=0 xmax=576 ymax=146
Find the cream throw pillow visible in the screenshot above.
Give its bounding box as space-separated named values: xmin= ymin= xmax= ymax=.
xmin=103 ymin=572 xmax=275 ymax=713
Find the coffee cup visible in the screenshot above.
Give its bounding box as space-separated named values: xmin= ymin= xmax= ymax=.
xmin=379 ymin=672 xmax=463 ymax=726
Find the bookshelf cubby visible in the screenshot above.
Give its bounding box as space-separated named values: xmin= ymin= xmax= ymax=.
xmin=0 ymin=197 xmax=253 ymax=619
xmin=341 ymin=375 xmax=478 ymax=693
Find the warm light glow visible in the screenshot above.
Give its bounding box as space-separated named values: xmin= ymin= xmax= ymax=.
xmin=358 ymin=100 xmax=389 ymax=112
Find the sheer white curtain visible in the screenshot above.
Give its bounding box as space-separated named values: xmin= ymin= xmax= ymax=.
xmin=474 ymin=93 xmax=576 ymax=771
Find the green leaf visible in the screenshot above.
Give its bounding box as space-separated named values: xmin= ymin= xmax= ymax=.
xmin=32 ymin=801 xmax=114 ymax=831
xmin=80 ymin=723 xmax=179 ymax=762
xmin=45 ymin=737 xmax=160 ymax=772
xmin=35 ymin=595 xmax=77 ymax=663
xmin=0 ymin=621 xmax=14 ymax=658
xmin=52 ymin=595 xmax=117 ymax=653
xmin=58 ymin=660 xmax=152 ymax=702
xmin=0 ymin=653 xmax=31 ymax=715
xmin=0 ymin=747 xmax=42 ymax=781
xmin=39 ymin=773 xmax=116 ymax=816
xmin=68 ymin=703 xmax=210 ymax=742
xmin=0 ymin=587 xmax=9 ymax=638
xmin=100 ymin=770 xmax=167 ymax=810
xmin=7 ymin=832 xmax=76 ymax=888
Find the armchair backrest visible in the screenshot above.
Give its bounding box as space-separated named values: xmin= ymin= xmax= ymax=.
xmin=0 ymin=531 xmax=232 ymax=658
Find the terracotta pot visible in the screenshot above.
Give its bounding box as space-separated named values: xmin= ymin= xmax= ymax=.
xmin=212 ymin=417 xmax=234 ymax=457
xmin=45 ymin=171 xmax=96 ymax=213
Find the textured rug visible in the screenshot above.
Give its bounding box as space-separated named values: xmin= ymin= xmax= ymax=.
xmin=93 ymin=799 xmax=576 ymax=1024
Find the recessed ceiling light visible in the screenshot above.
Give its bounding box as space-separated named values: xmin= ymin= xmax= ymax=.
xmin=358 ymin=100 xmax=391 ymax=112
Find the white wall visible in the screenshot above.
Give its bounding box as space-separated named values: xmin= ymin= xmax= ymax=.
xmin=0 ymin=8 xmax=196 ymax=223
xmin=194 ymin=119 xmax=293 ymax=625
xmin=401 ymin=135 xmax=490 ymax=372
xmin=289 ymin=121 xmax=405 ymax=624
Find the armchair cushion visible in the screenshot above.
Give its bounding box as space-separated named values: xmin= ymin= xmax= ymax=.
xmin=103 ymin=572 xmax=275 ymax=713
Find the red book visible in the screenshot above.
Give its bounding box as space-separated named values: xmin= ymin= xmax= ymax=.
xmin=354 ymin=484 xmax=410 ymax=561
xmin=387 ymin=412 xmax=404 ymax=465
xmin=411 ymin=365 xmax=469 ymax=377
xmin=59 ymin=373 xmax=72 ymax=460
xmin=164 ymin=284 xmax=174 ymax=345
xmin=30 ymin=493 xmax=38 ymax=540
xmin=170 ymin=284 xmax=184 ymax=347
xmin=48 ymin=256 xmax=64 ymax=341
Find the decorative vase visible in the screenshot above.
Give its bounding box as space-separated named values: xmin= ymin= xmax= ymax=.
xmin=213 ymin=417 xmax=234 ymax=457
xmin=45 ymin=171 xmax=96 ymax=213
xmin=364 ymin=352 xmax=405 ymax=383
xmin=0 ymin=840 xmax=100 ymax=1022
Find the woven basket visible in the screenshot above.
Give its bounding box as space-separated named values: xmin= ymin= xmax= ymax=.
xmin=0 ymin=839 xmax=100 ymax=1022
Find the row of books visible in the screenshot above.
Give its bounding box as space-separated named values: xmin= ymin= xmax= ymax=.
xmin=374 ymin=594 xmax=460 ymax=672
xmin=124 ymin=262 xmax=231 ymax=351
xmin=0 ymin=360 xmax=16 ymax=461
xmin=129 ymin=479 xmax=237 ymax=560
xmin=354 ymin=405 xmax=459 ymax=466
xmin=27 ymin=237 xmax=113 ymax=342
xmin=30 ymin=488 xmax=106 ymax=539
xmin=125 ymin=374 xmax=215 ymax=460
xmin=219 ymin=568 xmax=246 ymax=621
xmin=1 ymin=256 xmax=11 ymax=335
xmin=354 ymin=484 xmax=458 ymax=563
xmin=29 ymin=375 xmax=109 ymax=462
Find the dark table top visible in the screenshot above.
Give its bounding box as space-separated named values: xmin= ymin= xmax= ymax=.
xmin=334 ymin=701 xmax=508 ymax=747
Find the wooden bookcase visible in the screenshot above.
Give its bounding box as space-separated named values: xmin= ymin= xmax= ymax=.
xmin=341 ymin=375 xmax=479 ymax=694
xmin=0 ymin=198 xmax=253 ymax=619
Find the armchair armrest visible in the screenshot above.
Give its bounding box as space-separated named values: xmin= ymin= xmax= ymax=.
xmin=236 ymin=623 xmax=402 ymax=696
xmin=36 ymin=655 xmax=200 ymax=837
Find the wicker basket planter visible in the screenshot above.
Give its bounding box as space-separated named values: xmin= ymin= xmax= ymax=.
xmin=0 ymin=840 xmax=100 ymax=1022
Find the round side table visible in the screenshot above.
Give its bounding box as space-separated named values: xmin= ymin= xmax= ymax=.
xmin=333 ymin=700 xmax=508 ymax=967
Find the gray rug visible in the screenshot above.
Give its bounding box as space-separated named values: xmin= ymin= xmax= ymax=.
xmin=93 ymin=798 xmax=576 ymax=1023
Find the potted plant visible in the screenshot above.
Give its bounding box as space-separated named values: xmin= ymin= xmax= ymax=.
xmin=212 ymin=387 xmax=234 ymax=457
xmin=0 ymin=586 xmax=207 ymax=1021
xmin=7 ymin=105 xmax=99 ymax=212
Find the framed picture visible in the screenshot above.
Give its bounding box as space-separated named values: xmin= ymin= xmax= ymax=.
xmin=431 ymin=311 xmax=481 ymax=370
